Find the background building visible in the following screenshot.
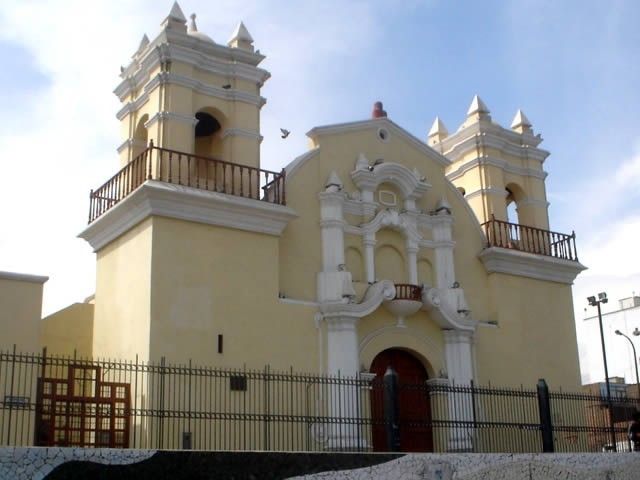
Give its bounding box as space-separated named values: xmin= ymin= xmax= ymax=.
xmin=578 ymin=295 xmax=640 ymax=386
xmin=0 ymin=271 xmax=47 ymax=353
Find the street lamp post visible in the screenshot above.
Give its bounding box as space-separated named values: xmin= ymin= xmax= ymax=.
xmin=588 ymin=292 xmax=616 ymax=452
xmin=614 ymin=330 xmax=640 ymax=400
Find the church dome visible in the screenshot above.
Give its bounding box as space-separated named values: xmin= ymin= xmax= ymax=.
xmin=187 ymin=13 xmax=215 ymax=44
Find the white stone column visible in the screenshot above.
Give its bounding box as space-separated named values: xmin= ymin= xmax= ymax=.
xmin=325 ymin=316 xmax=364 ymax=449
xmin=318 ymin=191 xmax=353 ymax=302
xmin=406 ymin=241 xmax=419 ymax=284
xmin=363 ymin=233 xmax=376 ymax=283
xmin=443 ymin=330 xmax=474 ymax=385
xmin=326 ymin=317 xmax=360 ymax=377
xmin=319 ymin=192 xmax=345 ymax=272
xmin=443 ymin=329 xmax=475 ymax=452
xmin=432 ymin=217 xmax=455 ymax=289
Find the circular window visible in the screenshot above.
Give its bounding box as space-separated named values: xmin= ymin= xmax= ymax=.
xmin=377 ymin=127 xmax=390 ymax=143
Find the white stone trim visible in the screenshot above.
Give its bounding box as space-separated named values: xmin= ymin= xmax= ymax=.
xmin=378 ymin=189 xmax=397 ymax=206
xmin=319 ymin=280 xmax=396 ymax=319
xmin=0 ymin=271 xmax=48 ymax=284
xmin=478 ymin=247 xmax=587 ymax=284
xmin=439 ymin=121 xmax=547 ymax=158
xmin=116 ymin=138 xmax=147 ymax=154
xmin=222 ymin=128 xmax=263 ymax=141
xmin=144 ymin=111 xmax=198 ymax=128
xmin=155 ymin=72 xmax=266 ymax=107
xmin=359 ymin=209 xmax=421 ymax=244
xmin=446 ymin=155 xmax=548 ymax=182
xmin=115 ymin=95 xmax=150 ymax=120
xmin=117 ymin=72 xmax=266 ymax=121
xmin=518 ymin=197 xmax=551 ymax=208
xmin=376 ymin=126 xmax=390 ymax=143
xmin=421 ymin=288 xmax=477 ymax=331
xmin=79 ymin=181 xmax=297 ymax=252
xmin=351 ymin=162 xmax=431 ymax=201
xmin=358 ymin=324 xmax=446 ymax=370
xmin=463 ymin=187 xmax=508 ymax=201
xmin=115 ymin=34 xmax=269 ymax=101
xmin=307 ymin=117 xmax=451 ymax=167
xmin=278 ymin=298 xmax=318 ymax=307
xmin=284 ymin=148 xmax=320 ymax=180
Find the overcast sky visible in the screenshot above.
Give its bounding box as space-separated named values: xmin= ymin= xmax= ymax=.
xmin=1 ymin=1 xmax=639 ymax=344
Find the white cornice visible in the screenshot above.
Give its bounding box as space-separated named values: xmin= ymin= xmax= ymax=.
xmin=222 ymin=128 xmax=263 ymax=141
xmin=116 ymin=138 xmax=147 ymax=154
xmin=446 ymin=156 xmax=548 ymax=181
xmin=421 ymin=287 xmax=477 ymax=332
xmin=117 ymin=72 xmax=266 ymax=120
xmin=144 ymin=111 xmax=198 ymax=128
xmin=116 ymin=95 xmax=150 ymax=120
xmin=441 ymin=120 xmax=545 ymax=151
xmin=307 ymin=118 xmax=451 ymax=168
xmin=351 ymin=161 xmax=431 ymax=200
xmin=478 ymin=247 xmax=586 ymax=284
xmin=464 ymin=187 xmax=508 ymax=201
xmin=284 ymin=148 xmax=320 ymax=179
xmin=0 ymin=271 xmax=49 ymax=284
xmin=156 ymin=72 xmax=266 ymax=107
xmin=517 ymin=198 xmax=550 ymax=208
xmin=115 ymin=36 xmax=269 ymax=100
xmin=319 ymin=280 xmax=396 ymax=319
xmin=441 ymin=130 xmax=549 ymax=165
xmin=79 ymin=181 xmax=297 ymax=252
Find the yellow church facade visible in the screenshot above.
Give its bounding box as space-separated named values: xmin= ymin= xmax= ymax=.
xmin=35 ymin=3 xmax=585 ymax=401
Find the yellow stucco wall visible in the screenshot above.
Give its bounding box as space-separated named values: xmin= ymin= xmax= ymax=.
xmin=147 ymin=216 xmax=318 ymax=370
xmin=40 ymin=302 xmax=94 ymax=357
xmin=93 ymin=218 xmax=153 ymax=361
xmin=477 ymin=274 xmax=581 ymax=388
xmin=0 ymin=273 xmax=46 ymax=352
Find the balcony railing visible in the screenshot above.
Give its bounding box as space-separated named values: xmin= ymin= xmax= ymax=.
xmin=88 ymin=141 xmax=286 ymax=223
xmin=393 ymin=283 xmax=423 ymax=301
xmin=481 ymin=215 xmax=578 ymax=262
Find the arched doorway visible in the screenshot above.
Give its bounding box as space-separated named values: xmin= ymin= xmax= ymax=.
xmin=370 ymin=348 xmax=433 ymax=452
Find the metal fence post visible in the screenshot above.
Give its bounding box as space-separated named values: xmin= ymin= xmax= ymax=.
xmin=537 ymin=378 xmax=554 ymax=452
xmin=383 ymin=366 xmax=400 ymax=452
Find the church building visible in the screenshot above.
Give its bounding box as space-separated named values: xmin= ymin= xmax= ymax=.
xmin=42 ymin=2 xmax=585 ymax=398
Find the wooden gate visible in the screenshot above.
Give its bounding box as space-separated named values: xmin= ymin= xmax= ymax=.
xmin=370 ymin=348 xmax=433 ymax=452
xmin=35 ymin=364 xmax=130 ymax=448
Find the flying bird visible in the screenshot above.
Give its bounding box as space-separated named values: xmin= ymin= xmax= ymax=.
xmin=280 ymin=128 xmax=290 ymax=139
xmin=222 ymin=84 xmax=232 ymax=89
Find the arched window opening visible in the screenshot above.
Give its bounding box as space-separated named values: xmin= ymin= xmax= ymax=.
xmin=132 ymin=114 xmax=149 ymax=159
xmin=194 ymin=110 xmax=223 ymax=159
xmin=505 ymin=183 xmax=527 ymax=226
xmin=457 ymin=187 xmax=466 ymax=197
xmin=506 ymin=188 xmax=518 ymax=224
xmin=374 ymin=234 xmax=406 ymax=284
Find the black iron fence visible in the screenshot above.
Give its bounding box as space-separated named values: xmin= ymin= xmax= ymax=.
xmin=1 ymin=348 xmax=638 ymax=453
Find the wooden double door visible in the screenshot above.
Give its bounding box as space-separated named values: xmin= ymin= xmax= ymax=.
xmin=370 ymin=348 xmax=433 ymax=452
xmin=35 ymin=365 xmax=130 ymax=448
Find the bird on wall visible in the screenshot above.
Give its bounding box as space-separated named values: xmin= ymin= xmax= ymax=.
xmin=280 ymin=128 xmax=290 ymax=139
xmin=222 ymin=84 xmax=232 ymax=89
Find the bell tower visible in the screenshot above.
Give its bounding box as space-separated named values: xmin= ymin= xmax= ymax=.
xmin=82 ymin=2 xmax=295 ymax=364
xmin=430 ymin=95 xmax=551 ymax=230
xmin=115 ymin=1 xmax=270 ymax=169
